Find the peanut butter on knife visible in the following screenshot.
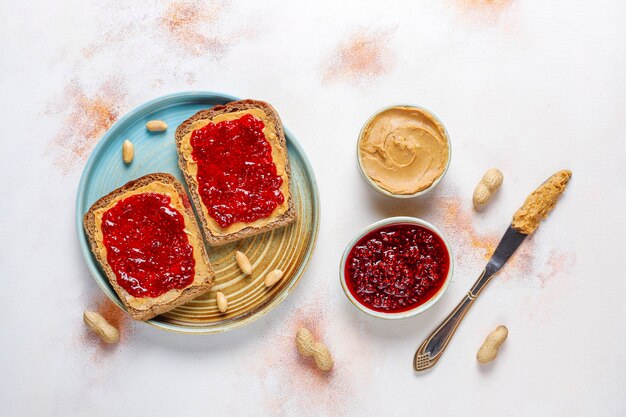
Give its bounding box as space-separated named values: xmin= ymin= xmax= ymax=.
xmin=512 ymin=169 xmax=572 ymax=234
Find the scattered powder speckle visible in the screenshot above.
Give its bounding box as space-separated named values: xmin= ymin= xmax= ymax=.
xmin=95 ymin=296 xmax=133 ymax=339
xmin=436 ymin=194 xmax=573 ymax=288
xmin=453 ymin=0 xmax=514 ymax=25
xmin=537 ymin=249 xmax=576 ymax=288
xmin=46 ymin=78 xmax=127 ymax=174
xmin=461 ymin=0 xmax=512 ymax=10
xmin=405 ymin=191 xmax=558 ymax=288
xmin=161 ymin=0 xmax=253 ymax=58
xmin=437 ymin=197 xmax=499 ymax=262
xmin=247 ymin=289 xmax=372 ymax=416
xmin=501 ymin=235 xmax=537 ymax=282
xmin=72 ymin=293 xmax=136 ymax=391
xmin=185 ymin=72 xmax=197 ymax=85
xmin=323 ymin=28 xmax=396 ymax=85
xmin=78 ymin=294 xmax=135 ymax=360
xmin=81 ymin=23 xmax=133 ymax=59
xmin=74 ymin=1 xmax=255 ymax=68
xmin=450 ymin=197 xmax=551 ymax=285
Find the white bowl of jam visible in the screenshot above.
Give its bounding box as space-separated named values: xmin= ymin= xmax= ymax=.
xmin=340 ymin=217 xmax=454 ymax=319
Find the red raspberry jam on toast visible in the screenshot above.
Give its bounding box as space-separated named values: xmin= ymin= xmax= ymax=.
xmin=190 ymin=114 xmax=285 ymax=228
xmin=100 ymin=193 xmax=195 ymax=298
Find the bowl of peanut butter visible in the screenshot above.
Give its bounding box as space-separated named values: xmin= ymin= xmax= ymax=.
xmin=357 ymin=105 xmax=451 ymax=198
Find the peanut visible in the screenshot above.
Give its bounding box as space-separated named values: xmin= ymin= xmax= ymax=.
xmin=216 ymin=291 xmax=228 ymax=313
xmin=83 ymin=311 xmax=120 ymax=344
xmin=295 ymin=327 xmax=334 ymax=371
xmin=146 ymin=120 xmax=168 ymax=132
xmin=122 ymin=139 xmax=134 ymax=164
xmin=477 ymin=325 xmax=508 ymax=363
xmin=264 ymin=269 xmax=284 ymax=288
xmin=235 ymin=251 xmax=252 ymax=275
xmin=473 ymin=168 xmax=503 ymax=209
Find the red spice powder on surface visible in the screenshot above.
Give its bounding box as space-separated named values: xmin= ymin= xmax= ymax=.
xmin=160 ymin=0 xmax=253 ymax=58
xmin=247 ymin=289 xmax=372 ymax=417
xmin=494 ymin=235 xmax=540 ymax=288
xmin=323 ymin=28 xmax=396 ymax=85
xmin=453 ymin=0 xmax=514 ymax=25
xmin=537 ymin=249 xmax=576 ymax=288
xmin=72 ymin=293 xmax=136 ymax=389
xmin=78 ymin=1 xmax=253 ymax=62
xmin=47 ymin=79 xmax=127 ymax=175
xmin=95 ymin=296 xmax=133 ymax=338
xmin=436 ymin=197 xmax=499 ymax=262
xmin=461 ymin=0 xmax=512 ymax=10
xmin=401 ymin=193 xmax=556 ymax=287
xmin=439 ymin=194 xmax=576 ymax=289
xmin=441 ymin=197 xmax=547 ymax=282
xmin=81 ymin=23 xmax=133 ymax=59
xmin=78 ymin=294 xmax=135 ymax=359
xmin=185 ymin=72 xmax=197 ymax=85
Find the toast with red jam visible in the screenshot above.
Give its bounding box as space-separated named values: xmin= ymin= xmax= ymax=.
xmin=175 ymin=100 xmax=296 ymax=245
xmin=83 ymin=173 xmax=214 ymax=321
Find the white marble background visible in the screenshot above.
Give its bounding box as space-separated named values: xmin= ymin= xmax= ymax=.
xmin=1 ymin=1 xmax=625 ymax=416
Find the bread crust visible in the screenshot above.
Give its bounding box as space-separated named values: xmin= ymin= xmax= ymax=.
xmin=175 ymin=99 xmax=296 ymax=245
xmin=83 ymin=173 xmax=214 ymax=321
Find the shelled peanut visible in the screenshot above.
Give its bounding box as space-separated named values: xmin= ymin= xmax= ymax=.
xmin=122 ymin=140 xmax=134 ymax=164
xmin=264 ymin=269 xmax=284 ymax=288
xmin=235 ymin=251 xmax=252 ymax=275
xmin=216 ymin=291 xmax=228 ymax=313
xmin=146 ymin=120 xmax=168 ymax=132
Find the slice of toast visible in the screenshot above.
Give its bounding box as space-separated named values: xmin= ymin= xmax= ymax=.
xmin=83 ymin=173 xmax=214 ymax=321
xmin=175 ymin=99 xmax=296 ymax=245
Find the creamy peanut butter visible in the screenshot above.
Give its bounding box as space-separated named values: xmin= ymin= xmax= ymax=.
xmin=178 ymin=109 xmax=291 ymax=236
xmin=358 ymin=106 xmax=450 ymax=195
xmin=512 ymin=170 xmax=572 ymax=234
xmin=92 ymin=182 xmax=212 ymax=311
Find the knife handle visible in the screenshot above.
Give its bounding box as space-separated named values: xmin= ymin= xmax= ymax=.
xmin=413 ymin=268 xmax=494 ymax=371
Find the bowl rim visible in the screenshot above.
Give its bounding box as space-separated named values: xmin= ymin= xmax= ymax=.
xmin=356 ymin=104 xmax=452 ymax=199
xmin=339 ymin=216 xmax=454 ymax=320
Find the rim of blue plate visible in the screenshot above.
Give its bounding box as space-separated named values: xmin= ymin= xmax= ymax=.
xmin=75 ymin=91 xmax=320 ymax=334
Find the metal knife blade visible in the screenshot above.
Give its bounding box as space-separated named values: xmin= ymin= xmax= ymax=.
xmin=468 ymin=225 xmax=528 ymax=299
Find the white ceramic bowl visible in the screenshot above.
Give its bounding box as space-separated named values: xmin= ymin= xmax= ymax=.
xmin=356 ymin=105 xmax=452 ymax=199
xmin=339 ymin=216 xmax=454 ymax=319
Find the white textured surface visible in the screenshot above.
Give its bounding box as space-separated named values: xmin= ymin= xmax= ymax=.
xmin=1 ymin=1 xmax=625 ymax=416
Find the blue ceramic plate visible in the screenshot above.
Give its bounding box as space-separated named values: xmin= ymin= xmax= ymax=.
xmin=76 ymin=92 xmax=320 ymax=333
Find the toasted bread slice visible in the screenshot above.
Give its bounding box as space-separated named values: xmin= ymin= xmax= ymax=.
xmin=175 ymin=99 xmax=296 ymax=245
xmin=83 ymin=173 xmax=214 ymax=321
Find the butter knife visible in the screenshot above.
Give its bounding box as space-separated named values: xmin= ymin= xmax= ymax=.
xmin=413 ymin=170 xmax=572 ymax=372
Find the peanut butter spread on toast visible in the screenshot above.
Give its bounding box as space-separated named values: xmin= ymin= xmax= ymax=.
xmin=512 ymin=170 xmax=572 ymax=234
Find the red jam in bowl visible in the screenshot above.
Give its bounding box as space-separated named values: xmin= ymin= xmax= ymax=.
xmin=344 ymin=223 xmax=450 ymax=313
xmin=100 ymin=193 xmax=195 ymax=298
xmin=190 ymin=113 xmax=285 ymax=228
